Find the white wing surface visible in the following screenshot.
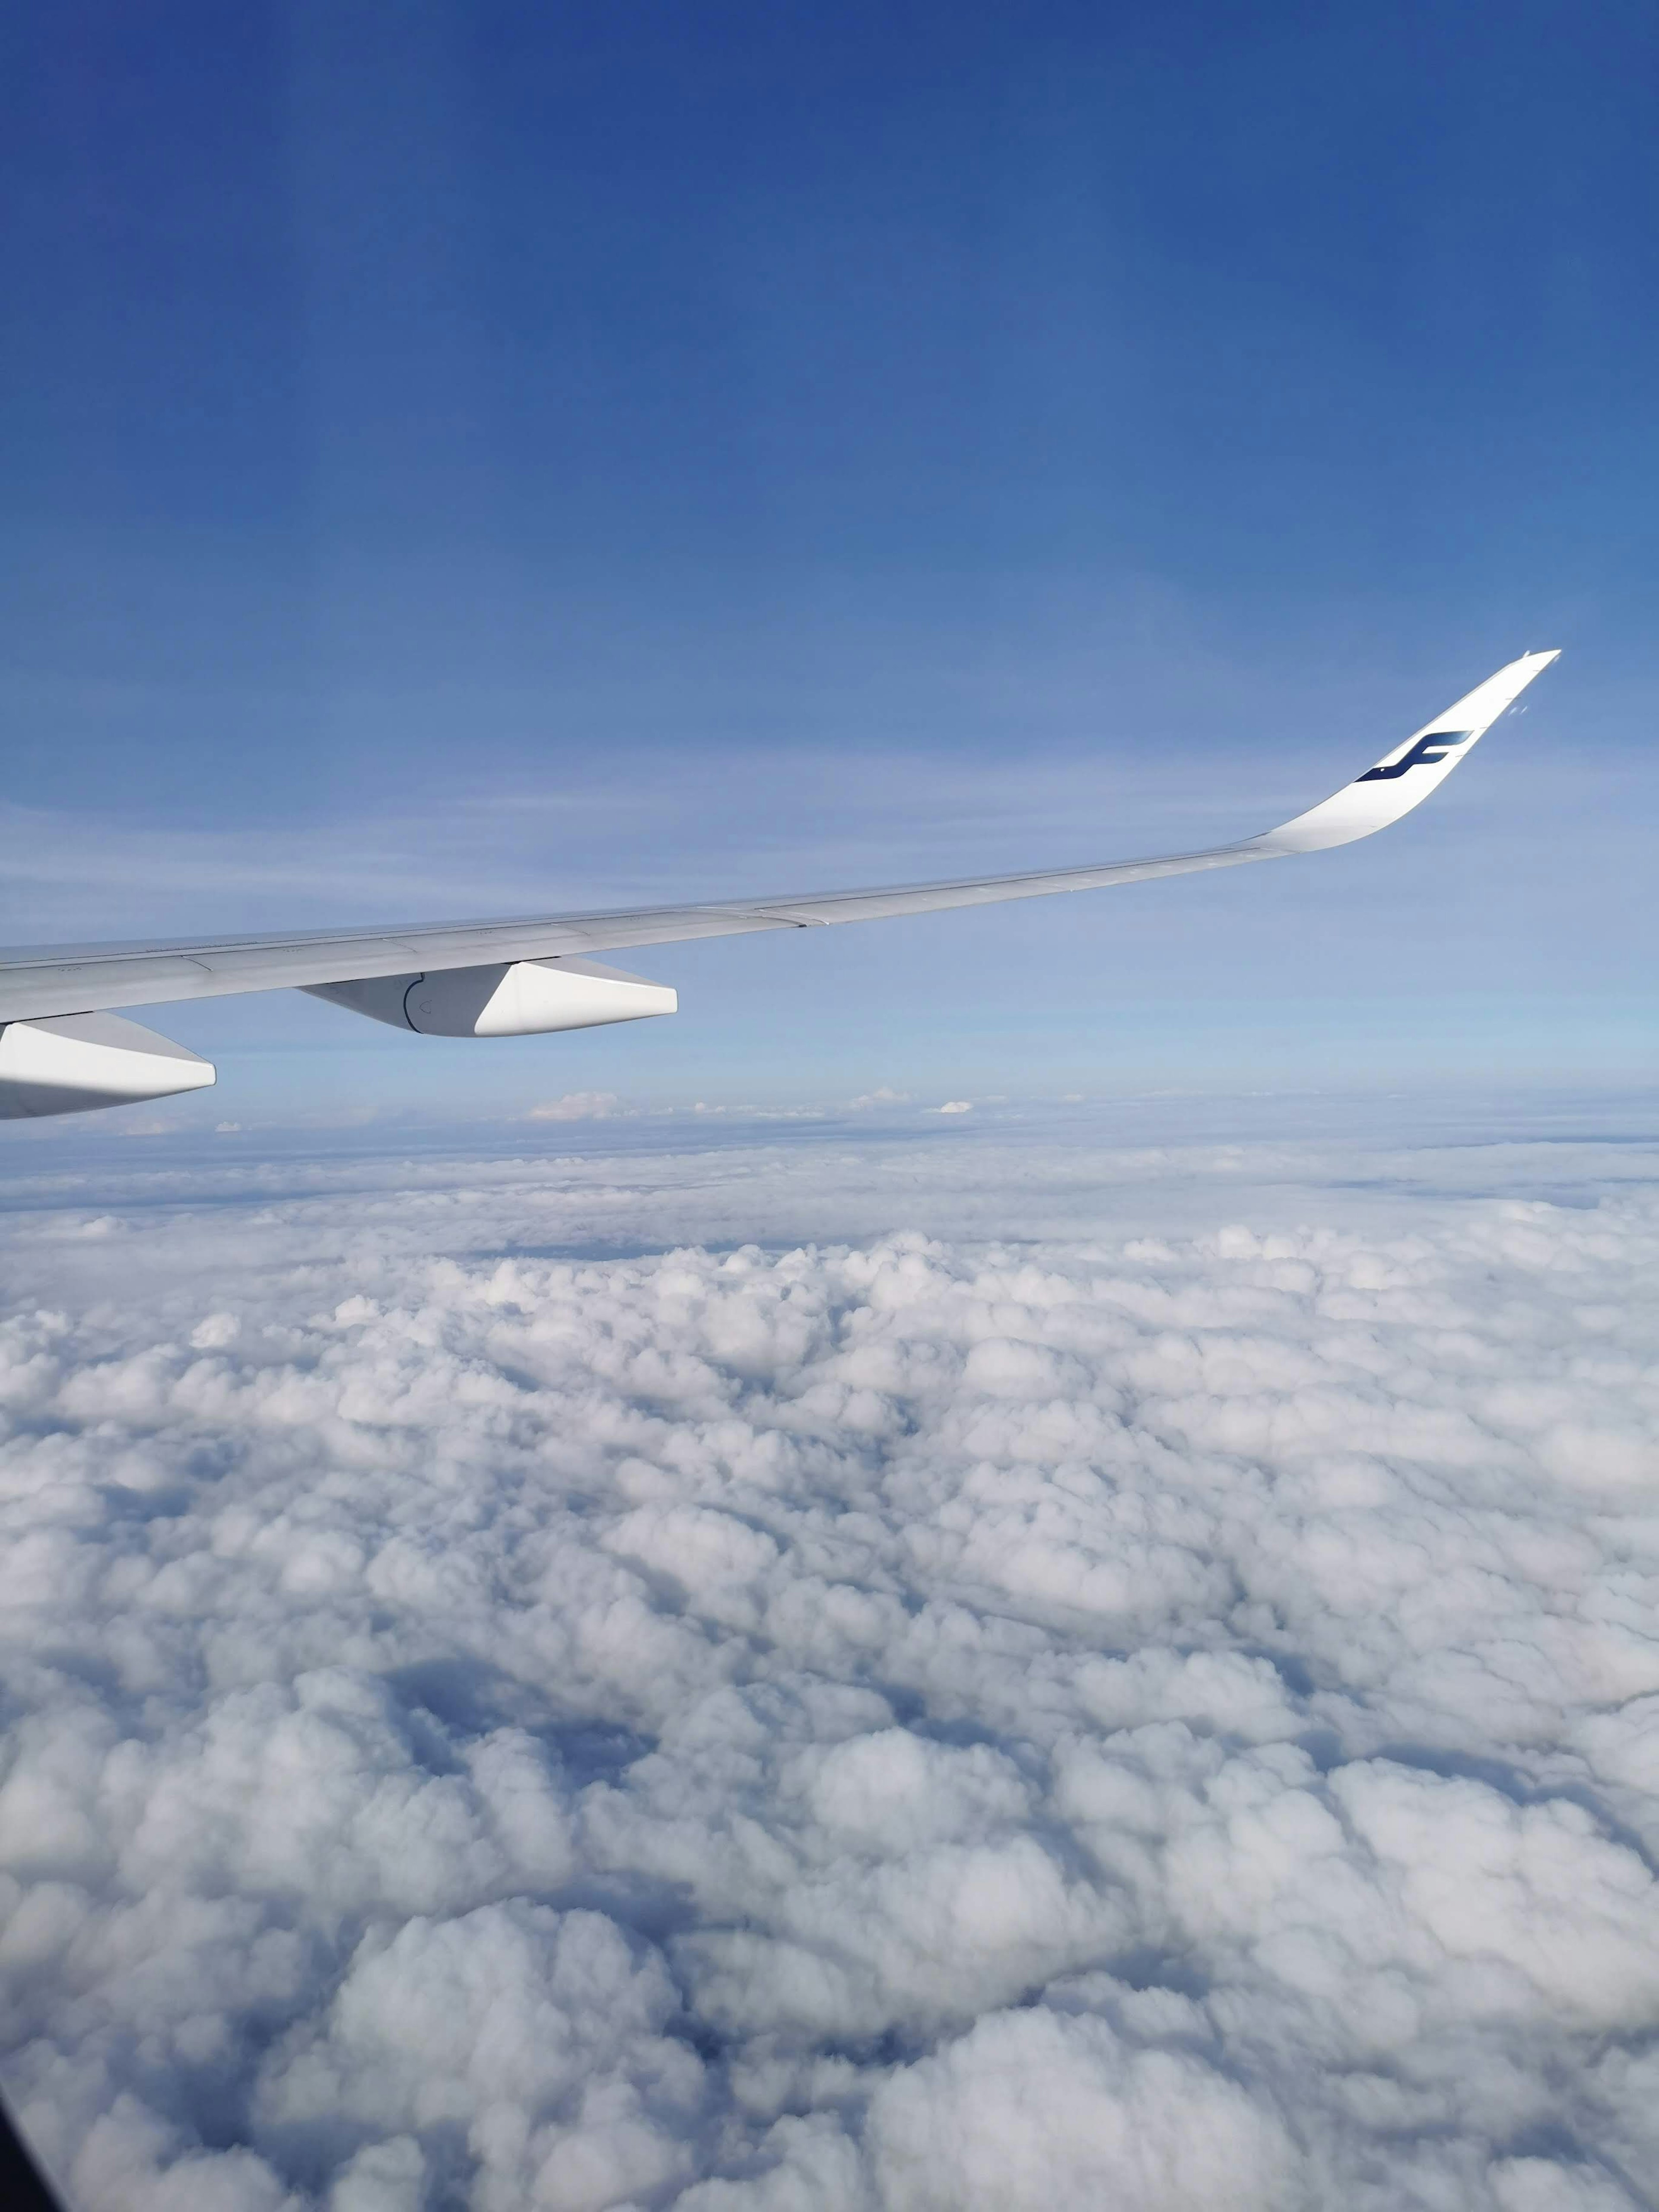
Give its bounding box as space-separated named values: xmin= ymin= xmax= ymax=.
xmin=0 ymin=651 xmax=1557 ymax=1026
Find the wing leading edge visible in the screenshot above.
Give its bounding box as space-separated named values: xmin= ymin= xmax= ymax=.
xmin=0 ymin=651 xmax=1557 ymax=1026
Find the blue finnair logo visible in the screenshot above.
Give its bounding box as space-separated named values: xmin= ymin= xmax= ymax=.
xmin=1356 ymin=730 xmax=1475 ymax=782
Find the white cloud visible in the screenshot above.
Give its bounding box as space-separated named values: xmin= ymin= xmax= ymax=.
xmin=864 ymin=2009 xmax=1300 ymax=2212
xmin=526 ymin=1092 xmax=623 ymax=1123
xmin=930 ymin=1100 xmax=973 ymax=1115
xmin=848 ymin=1089 xmax=911 ymax=1110
xmin=1 ymin=1114 xmax=1658 ymax=2209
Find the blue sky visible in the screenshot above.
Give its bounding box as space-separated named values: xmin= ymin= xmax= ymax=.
xmin=1 ymin=0 xmax=1654 ymax=1123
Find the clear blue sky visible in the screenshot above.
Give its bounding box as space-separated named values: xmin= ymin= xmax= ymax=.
xmin=2 ymin=0 xmax=1654 ymax=1123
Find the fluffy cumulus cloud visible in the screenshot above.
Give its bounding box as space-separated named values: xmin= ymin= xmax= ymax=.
xmin=1 ymin=1109 xmax=1658 ymax=2210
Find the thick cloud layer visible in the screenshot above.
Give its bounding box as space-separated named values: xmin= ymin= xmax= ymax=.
xmin=2 ymin=1111 xmax=1657 ymax=2209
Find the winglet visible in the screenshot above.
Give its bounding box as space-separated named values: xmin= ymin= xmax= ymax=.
xmin=1250 ymin=649 xmax=1560 ymax=856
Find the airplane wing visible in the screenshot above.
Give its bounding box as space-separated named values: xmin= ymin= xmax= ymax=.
xmin=0 ymin=650 xmax=1557 ymax=1114
xmin=0 ymin=651 xmax=1557 ymax=1027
